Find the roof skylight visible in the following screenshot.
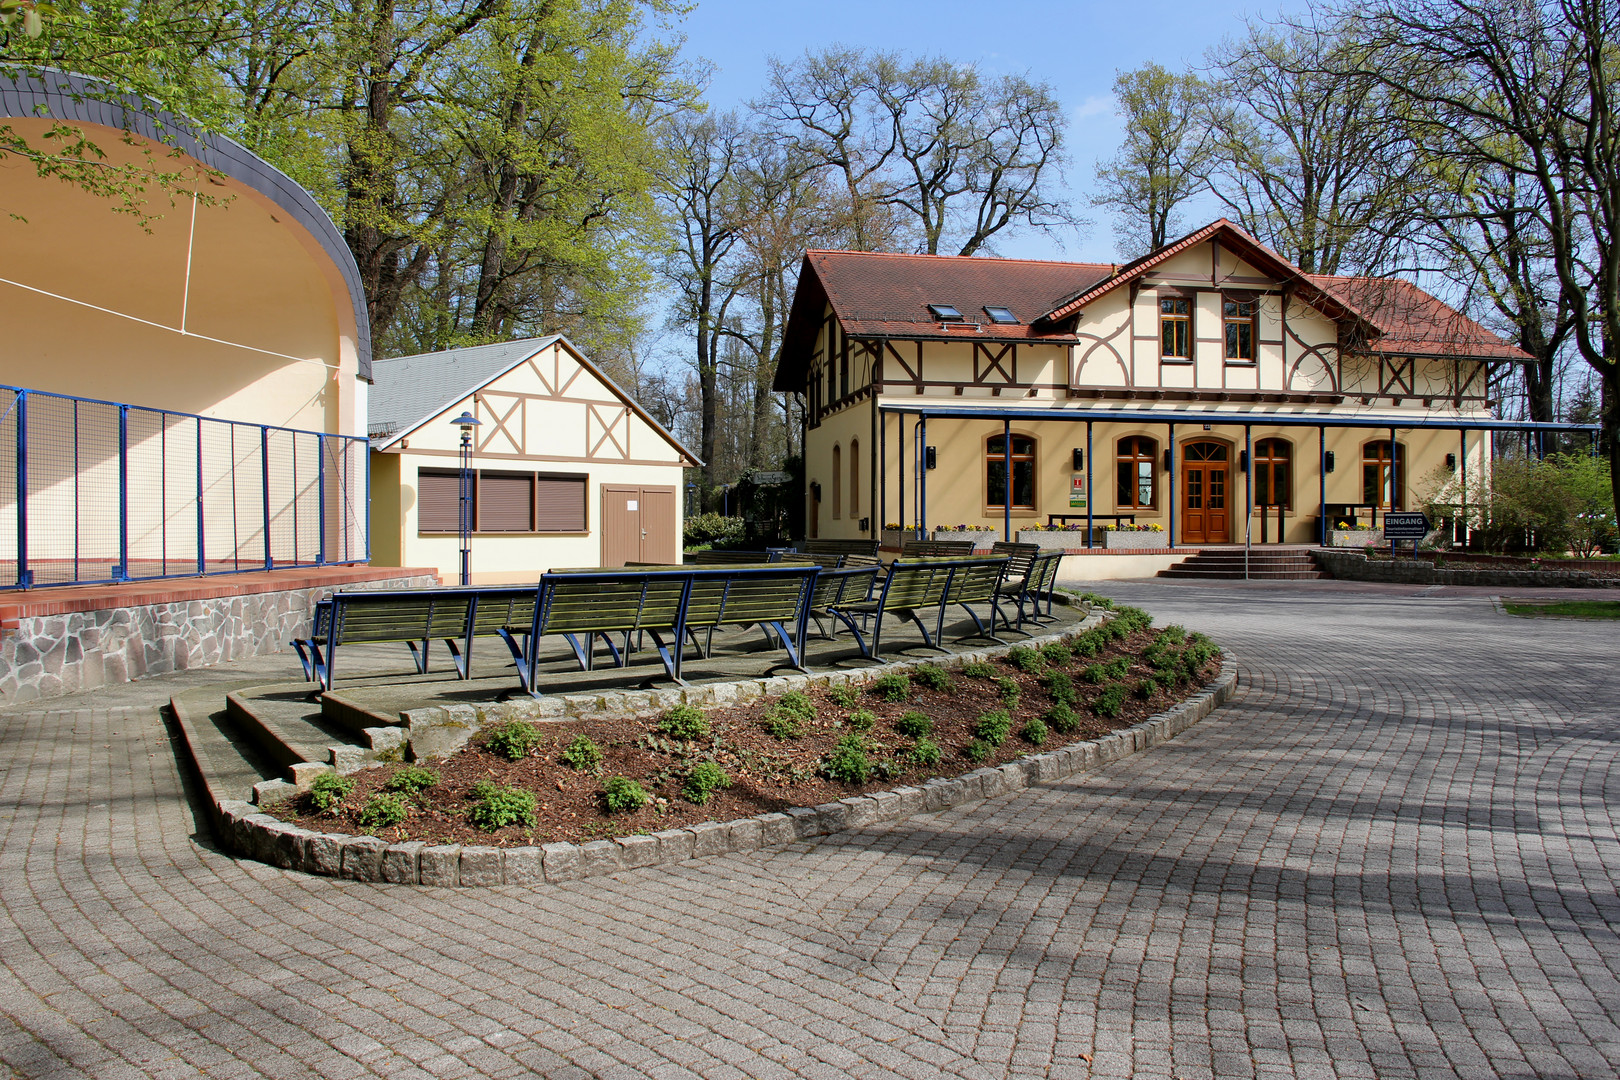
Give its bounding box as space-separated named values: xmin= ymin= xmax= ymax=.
xmin=984 ymin=305 xmax=1017 ymax=324
xmin=928 ymin=303 xmax=964 ymax=321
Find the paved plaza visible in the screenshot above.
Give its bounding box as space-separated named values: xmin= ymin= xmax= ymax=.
xmin=0 ymin=580 xmax=1615 ymax=1079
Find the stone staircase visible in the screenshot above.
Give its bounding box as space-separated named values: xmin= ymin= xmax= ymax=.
xmin=1157 ymin=547 xmax=1324 ymax=580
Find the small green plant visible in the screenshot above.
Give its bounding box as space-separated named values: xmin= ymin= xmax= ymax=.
xmin=468 ymin=781 xmax=537 ymax=830
xmin=658 ymin=704 xmax=710 ymax=742
xmin=1072 ymin=630 xmax=1105 ymax=658
xmin=913 ymin=664 xmax=953 ymax=691
xmin=873 ymin=757 xmax=905 ymax=780
xmin=1134 ymin=677 xmax=1160 ymax=699
xmin=761 ymin=704 xmax=804 ymax=739
xmin=909 ymin=736 xmax=942 ymax=765
xmin=1077 ymin=591 xmax=1115 ymax=610
xmin=1094 ymin=684 xmax=1128 ymax=718
xmin=1006 ymin=645 xmax=1044 ymax=673
xmin=358 ymin=791 xmax=408 ymax=830
xmin=1044 ymin=702 xmax=1080 ymax=735
xmin=485 ymin=719 xmax=541 ymax=761
xmin=823 ymin=734 xmax=872 ymax=784
xmin=846 ymin=709 xmax=877 ymax=732
xmin=384 ymin=765 xmax=439 ymax=795
xmin=1040 ymin=641 xmax=1074 ymax=666
xmin=1044 ymin=669 xmax=1077 ymax=706
xmin=681 ymin=761 xmax=732 ymax=805
xmin=895 ymin=710 xmax=934 ymax=737
xmin=602 ymin=775 xmax=650 ymax=814
xmin=961 ymin=660 xmax=997 ymax=679
xmin=827 ymin=684 xmax=859 ymax=709
xmin=777 ymin=690 xmax=816 ymax=719
xmin=962 ymin=738 xmax=992 ymax=763
xmin=559 ymin=733 xmax=604 ymax=772
xmin=995 ymin=676 xmax=1021 ymax=707
xmin=1082 ymin=656 xmax=1132 ymax=683
xmin=972 ymin=708 xmax=1012 ymax=747
xmin=1021 ymin=718 xmax=1049 ymax=746
xmin=307 ymin=772 xmax=354 ymax=814
xmin=869 ymin=672 xmax=911 ymax=702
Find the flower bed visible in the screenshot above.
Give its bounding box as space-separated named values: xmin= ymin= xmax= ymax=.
xmin=931 ymin=528 xmax=997 ymax=550
xmin=269 ymin=609 xmax=1221 ymax=849
xmin=1016 ymin=529 xmax=1087 ymax=548
xmin=1328 ymin=528 xmax=1382 ymax=547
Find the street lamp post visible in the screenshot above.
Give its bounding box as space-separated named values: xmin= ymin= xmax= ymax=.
xmin=451 ymin=411 xmax=481 ymax=585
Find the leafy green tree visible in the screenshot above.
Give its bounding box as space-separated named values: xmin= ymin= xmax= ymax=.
xmin=1092 ymin=63 xmax=1212 ymax=256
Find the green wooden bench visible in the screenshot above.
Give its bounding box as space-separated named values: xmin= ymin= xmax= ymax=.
xmin=802 ymin=538 xmax=879 ymax=558
xmin=806 ymin=564 xmax=880 ymax=638
xmin=901 ymin=538 xmax=979 ymax=557
xmin=676 ymin=564 xmax=821 ymax=671
xmin=825 ymin=557 xmax=1008 ymax=661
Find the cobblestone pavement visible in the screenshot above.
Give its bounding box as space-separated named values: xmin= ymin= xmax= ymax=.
xmin=0 ymin=583 xmax=1615 ymax=1079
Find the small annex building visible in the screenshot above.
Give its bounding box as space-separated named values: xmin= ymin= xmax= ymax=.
xmin=367 ymin=335 xmax=699 ymax=582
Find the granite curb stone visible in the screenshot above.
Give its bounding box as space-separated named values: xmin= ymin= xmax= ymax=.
xmin=225 ymin=626 xmax=1236 ymax=886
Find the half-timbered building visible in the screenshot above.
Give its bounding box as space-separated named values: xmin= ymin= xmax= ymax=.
xmin=777 ymin=219 xmax=1548 ymax=553
xmin=368 ymin=335 xmax=698 ymax=582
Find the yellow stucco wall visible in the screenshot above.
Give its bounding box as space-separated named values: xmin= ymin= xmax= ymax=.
xmin=0 ymin=118 xmax=363 ymax=438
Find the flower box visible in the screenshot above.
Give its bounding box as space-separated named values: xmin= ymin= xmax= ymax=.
xmin=880 ymin=528 xmax=910 ymax=549
xmin=1101 ymin=529 xmax=1168 ymax=550
xmin=1016 ymin=529 xmax=1088 ymax=548
xmin=1328 ymin=529 xmax=1382 ymax=547
xmin=930 ymin=530 xmax=997 ymax=551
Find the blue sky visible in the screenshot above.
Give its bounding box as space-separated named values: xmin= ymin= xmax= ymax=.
xmin=656 ymin=0 xmax=1301 ymax=263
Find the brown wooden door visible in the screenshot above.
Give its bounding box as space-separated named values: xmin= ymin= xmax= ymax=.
xmin=1181 ymin=442 xmax=1231 ymax=543
xmin=601 ymin=485 xmax=678 ymax=566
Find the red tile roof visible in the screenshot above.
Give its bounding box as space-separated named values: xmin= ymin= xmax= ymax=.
xmin=1305 ymin=275 xmax=1529 ymax=360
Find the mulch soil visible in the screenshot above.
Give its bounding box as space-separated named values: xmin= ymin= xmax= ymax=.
xmin=272 ymin=623 xmax=1220 ymax=847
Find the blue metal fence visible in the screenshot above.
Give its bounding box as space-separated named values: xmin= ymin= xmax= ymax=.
xmin=0 ymin=385 xmax=368 ymax=589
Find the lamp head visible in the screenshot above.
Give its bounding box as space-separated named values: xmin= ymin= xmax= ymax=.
xmin=451 ymin=411 xmax=481 ymax=432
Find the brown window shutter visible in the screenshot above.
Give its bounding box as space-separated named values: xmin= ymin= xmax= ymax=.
xmin=535 ymin=475 xmax=586 ymax=531
xmin=418 ymin=469 xmax=462 ymax=532
xmin=479 ymin=470 xmax=534 ymax=532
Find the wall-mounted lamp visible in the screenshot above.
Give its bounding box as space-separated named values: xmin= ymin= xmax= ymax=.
xmin=1072 ymin=448 xmax=1084 ymax=470
xmin=1239 ymin=450 xmax=1250 ymax=472
xmin=1163 ymin=448 xmax=1174 ymax=471
xmin=810 ymin=481 xmax=822 ymax=500
xmin=1324 ymin=451 xmax=1336 ymax=473
xmin=1445 ymin=453 xmax=1457 ymax=470
xmin=925 ymin=446 xmax=937 ymax=470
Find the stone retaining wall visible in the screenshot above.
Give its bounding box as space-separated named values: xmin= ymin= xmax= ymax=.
xmin=0 ymin=573 xmax=438 ymax=705
xmin=1312 ymin=549 xmax=1615 ymax=589
xmin=220 ymin=639 xmax=1239 ymax=887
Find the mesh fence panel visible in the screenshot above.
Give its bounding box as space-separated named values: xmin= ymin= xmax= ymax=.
xmin=0 ymin=388 xmax=368 ymax=588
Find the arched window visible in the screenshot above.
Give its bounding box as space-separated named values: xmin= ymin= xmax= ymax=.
xmin=1116 ymin=435 xmax=1158 ymax=509
xmin=1254 ymin=438 xmax=1291 ymax=509
xmin=849 ymin=438 xmax=860 ymax=518
xmin=1362 ymin=440 xmax=1404 ymax=509
xmin=986 ymin=433 xmax=1036 ymax=510
xmin=831 ymin=444 xmax=842 ymax=519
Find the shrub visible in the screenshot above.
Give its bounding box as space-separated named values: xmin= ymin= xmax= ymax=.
xmin=827 ymin=684 xmax=859 ymax=709
xmin=869 ymin=672 xmax=911 ymax=702
xmin=485 ymin=719 xmax=541 ymax=761
xmin=658 ymin=704 xmax=709 ymax=742
xmin=1044 ymin=702 xmax=1079 ymax=735
xmin=1134 ymin=677 xmax=1160 ymax=699
xmin=913 ymin=664 xmax=953 ymax=691
xmin=468 ymin=781 xmax=537 ymax=830
xmin=384 ymin=765 xmax=439 ymax=795
xmin=1094 ymin=684 xmax=1127 ymax=718
xmin=961 ymin=660 xmax=997 ymax=679
xmin=307 ymin=772 xmax=353 ymax=814
xmin=895 ymin=711 xmax=933 ymax=738
xmin=847 ymin=709 xmax=876 ymax=732
xmin=358 ymin=792 xmax=408 ymax=830
xmin=681 ymin=761 xmax=732 ymax=805
xmin=972 ymin=708 xmax=1012 ymax=747
xmin=1040 ymin=641 xmax=1074 ymax=666
xmin=873 ymin=757 xmax=905 ymax=780
xmin=1077 ymin=592 xmax=1115 ymax=610
xmin=684 ymin=511 xmax=744 ymax=547
xmin=761 ymin=705 xmax=804 ymax=739
xmin=909 ymin=736 xmax=942 ymax=765
xmin=777 ymin=690 xmax=816 ymax=719
xmin=962 ymin=738 xmax=993 ymax=763
xmin=1021 ymin=718 xmax=1049 ymax=746
xmin=1158 ymin=625 xmax=1186 ymax=645
xmin=1044 ymin=669 xmax=1076 ymax=706
xmin=823 ymin=735 xmax=872 ymax=784
xmin=602 ymin=775 xmax=650 ymax=814
xmin=559 ymin=734 xmax=604 ymax=772
xmin=1072 ymin=630 xmax=1105 ymax=658
xmin=1006 ymin=645 xmax=1044 ymax=673
xmin=995 ymin=676 xmax=1021 ymax=707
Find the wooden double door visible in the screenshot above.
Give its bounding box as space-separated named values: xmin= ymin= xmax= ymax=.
xmin=1181 ymin=441 xmax=1231 ymax=544
xmin=601 ymin=485 xmax=677 ymax=566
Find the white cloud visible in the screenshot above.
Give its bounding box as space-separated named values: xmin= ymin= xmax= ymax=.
xmin=1071 ymin=94 xmax=1117 ymax=121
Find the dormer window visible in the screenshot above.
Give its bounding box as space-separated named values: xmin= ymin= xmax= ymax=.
xmin=928 ymin=303 xmax=964 ymax=321
xmin=984 ymin=305 xmax=1017 ymax=324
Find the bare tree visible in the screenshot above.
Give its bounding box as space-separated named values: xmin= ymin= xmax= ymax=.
xmin=1092 ymin=63 xmax=1213 ymax=256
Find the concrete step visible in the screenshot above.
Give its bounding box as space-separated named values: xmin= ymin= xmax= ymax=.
xmin=168 ymin=686 xmax=284 ymax=828
xmin=1158 ymin=548 xmax=1325 ymax=580
xmin=1159 ymin=568 xmax=1324 ymax=579
xmin=224 ymin=684 xmax=367 ymax=777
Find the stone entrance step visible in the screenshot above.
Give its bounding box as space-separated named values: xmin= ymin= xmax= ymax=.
xmin=1158 ymin=548 xmax=1324 ymax=580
